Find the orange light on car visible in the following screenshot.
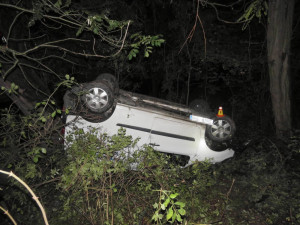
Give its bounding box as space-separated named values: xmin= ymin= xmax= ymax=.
xmin=217 ymin=106 xmax=224 ymax=117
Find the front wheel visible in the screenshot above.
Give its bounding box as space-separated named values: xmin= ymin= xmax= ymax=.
xmin=206 ymin=115 xmax=236 ymax=142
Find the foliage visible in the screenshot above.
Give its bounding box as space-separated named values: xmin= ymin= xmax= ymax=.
xmin=128 ymin=33 xmax=165 ymax=60
xmin=1 ymin=82 xmax=19 ymax=94
xmin=215 ymin=133 xmax=300 ymax=224
xmin=152 ymin=190 xmax=186 ymax=224
xmin=0 ymin=0 xmax=164 ymax=102
xmin=1 ymin=106 xmax=300 ymax=224
xmin=55 ymin=127 xmax=188 ymax=224
xmin=0 ymin=1 xmax=298 ymax=224
xmin=237 ymin=0 xmax=268 ymax=30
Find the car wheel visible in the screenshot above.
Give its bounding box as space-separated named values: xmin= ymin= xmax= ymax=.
xmin=189 ymin=99 xmax=211 ymax=114
xmin=206 ymin=115 xmax=236 ymax=142
xmin=96 ymin=73 xmax=119 ymax=94
xmin=81 ymin=81 xmax=114 ymax=113
xmin=205 ymin=136 xmax=232 ymax=151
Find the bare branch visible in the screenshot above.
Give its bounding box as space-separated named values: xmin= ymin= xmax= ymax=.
xmin=179 ymin=0 xmax=207 ymax=56
xmin=0 ymin=170 xmax=49 ymax=225
xmin=7 ymin=11 xmax=24 ymax=47
xmin=0 ymin=206 xmax=17 ymax=225
xmin=0 ymin=3 xmax=34 ymax=14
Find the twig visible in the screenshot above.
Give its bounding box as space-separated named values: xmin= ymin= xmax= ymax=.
xmin=179 ymin=0 xmax=206 ymax=57
xmin=0 ymin=170 xmax=49 ymax=225
xmin=7 ymin=11 xmax=24 ymax=47
xmin=0 ymin=206 xmax=17 ymax=225
xmin=226 ymin=178 xmax=235 ymax=201
xmin=33 ymin=177 xmax=61 ymax=188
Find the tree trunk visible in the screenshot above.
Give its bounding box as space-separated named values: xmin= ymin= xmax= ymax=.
xmin=267 ymin=0 xmax=294 ymax=137
xmin=0 ymin=77 xmax=34 ymax=115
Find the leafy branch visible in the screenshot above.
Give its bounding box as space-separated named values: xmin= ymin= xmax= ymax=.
xmin=152 ymin=189 xmax=186 ymax=224
xmin=128 ymin=33 xmax=165 ymax=60
xmin=34 ymin=74 xmax=76 ymax=123
xmin=237 ymin=0 xmax=268 ymax=30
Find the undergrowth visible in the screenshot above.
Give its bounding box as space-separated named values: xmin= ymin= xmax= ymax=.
xmin=0 ymin=108 xmax=300 ymax=224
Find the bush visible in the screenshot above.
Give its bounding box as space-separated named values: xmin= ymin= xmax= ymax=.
xmin=1 ymin=107 xmax=300 ymax=225
xmin=215 ymin=134 xmax=300 ymax=224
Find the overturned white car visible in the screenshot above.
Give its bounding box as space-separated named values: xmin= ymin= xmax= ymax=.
xmin=63 ymin=73 xmax=236 ymax=166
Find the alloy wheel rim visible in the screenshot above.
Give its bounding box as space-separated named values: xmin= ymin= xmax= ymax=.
xmin=85 ymin=87 xmax=108 ymax=110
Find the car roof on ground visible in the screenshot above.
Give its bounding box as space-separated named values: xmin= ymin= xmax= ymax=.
xmin=117 ymin=89 xmax=192 ymax=117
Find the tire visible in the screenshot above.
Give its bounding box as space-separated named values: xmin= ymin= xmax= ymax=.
xmin=81 ymin=81 xmax=114 ymax=113
xmin=80 ymin=104 xmax=116 ymax=123
xmin=189 ymin=99 xmax=211 ymax=115
xmin=96 ymin=73 xmax=119 ymax=94
xmin=205 ymin=136 xmax=232 ymax=151
xmin=206 ymin=115 xmax=236 ymax=142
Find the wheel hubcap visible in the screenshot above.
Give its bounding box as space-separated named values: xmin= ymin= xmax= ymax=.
xmin=86 ymin=87 xmax=108 ymax=110
xmin=211 ymin=120 xmax=231 ymax=139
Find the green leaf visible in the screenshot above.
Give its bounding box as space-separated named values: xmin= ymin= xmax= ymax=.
xmin=41 ymin=148 xmax=47 ymax=154
xmin=153 ymin=203 xmax=158 ymax=209
xmin=54 ymin=0 xmax=62 ymax=8
xmin=33 ymin=156 xmax=39 ymax=163
xmin=174 ymin=201 xmax=185 ymax=207
xmin=65 ymin=74 xmax=70 ymax=80
xmin=178 ymin=208 xmax=186 ymax=216
xmin=171 ymin=212 xmax=176 ymax=223
xmin=51 ymin=111 xmax=57 ymax=118
xmin=169 ymin=193 xmax=179 ymax=199
xmin=151 ymin=212 xmax=158 ymax=221
xmin=76 ymin=24 xmax=86 ymax=37
xmin=176 ymin=214 xmax=182 ymax=222
xmin=166 ymin=208 xmax=173 ymax=221
xmin=163 ymin=198 xmax=170 ymax=208
xmin=130 ymin=32 xmax=141 ymax=39
xmin=94 ymin=15 xmax=103 ymax=22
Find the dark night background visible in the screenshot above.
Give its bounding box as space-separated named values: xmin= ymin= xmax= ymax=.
xmin=0 ymin=0 xmax=300 ymax=224
xmin=0 ymin=0 xmax=299 ymax=133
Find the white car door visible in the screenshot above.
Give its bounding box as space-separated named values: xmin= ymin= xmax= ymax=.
xmin=149 ymin=117 xmax=200 ymax=157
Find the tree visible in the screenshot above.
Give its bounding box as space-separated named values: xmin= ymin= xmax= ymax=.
xmin=0 ymin=0 xmax=163 ymax=114
xmin=235 ymin=0 xmax=295 ymax=136
xmin=267 ymin=0 xmax=294 ymax=137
